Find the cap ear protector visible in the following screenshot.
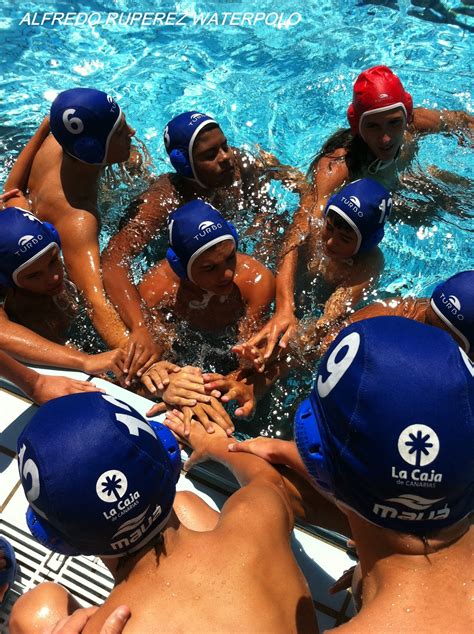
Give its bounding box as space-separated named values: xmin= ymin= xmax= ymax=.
xmin=294 ymin=396 xmax=333 ymax=493
xmin=147 ymin=419 xmax=182 ymax=483
xmin=71 ymin=136 xmax=106 ymax=166
xmin=166 ymin=220 xmax=239 ymax=280
xmin=27 ymin=507 xmax=81 ymax=557
xmin=169 ymin=148 xmax=193 ymax=179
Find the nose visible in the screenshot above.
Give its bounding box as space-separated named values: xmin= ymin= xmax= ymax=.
xmin=222 ymin=267 xmax=234 ymax=282
xmin=219 ymin=147 xmax=232 ymax=164
xmin=128 ymin=125 xmax=136 ymax=138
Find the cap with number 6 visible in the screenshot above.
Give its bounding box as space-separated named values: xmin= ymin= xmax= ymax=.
xmin=50 ymin=88 xmax=122 ymax=165
xmin=294 ymin=316 xmax=474 ymax=534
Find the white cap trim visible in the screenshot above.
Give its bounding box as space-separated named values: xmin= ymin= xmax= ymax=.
xmin=430 ymin=298 xmax=469 ymax=353
xmin=359 ymin=102 xmax=407 ymax=137
xmin=188 ymin=118 xmax=218 ymax=189
xmin=326 ymin=205 xmax=361 ymax=255
xmin=187 ymin=234 xmax=236 ymax=284
xmin=13 ymin=243 xmax=60 ymax=287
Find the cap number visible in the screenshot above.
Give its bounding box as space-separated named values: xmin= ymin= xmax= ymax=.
xmin=63 ymin=109 xmax=84 ymax=135
xmin=317 ymin=332 xmax=360 ymax=398
xmin=378 ymin=197 xmax=392 ymax=224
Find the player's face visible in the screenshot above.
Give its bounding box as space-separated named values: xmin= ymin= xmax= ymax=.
xmin=321 ymin=214 xmax=358 ymax=260
xmin=107 ymin=114 xmax=135 ymax=164
xmin=360 ymin=107 xmax=407 ymax=161
xmin=16 ymin=246 xmax=65 ymax=295
xmin=192 ymin=127 xmax=236 ymax=189
xmin=190 ymin=240 xmax=237 ymax=294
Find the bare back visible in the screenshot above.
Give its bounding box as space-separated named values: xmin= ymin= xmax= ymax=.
xmin=86 ymin=487 xmax=317 ymax=634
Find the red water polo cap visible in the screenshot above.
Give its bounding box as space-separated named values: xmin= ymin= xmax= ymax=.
xmin=347 ymin=65 xmax=413 ymax=136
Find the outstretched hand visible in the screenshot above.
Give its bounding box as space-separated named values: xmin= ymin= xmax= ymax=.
xmin=163 ymin=409 xmax=229 ymax=471
xmin=203 ymin=373 xmax=256 ymax=418
xmin=243 ymin=310 xmax=298 ymax=363
xmin=31 ymin=374 xmax=104 ymax=405
xmin=123 ymin=327 xmax=163 ymax=384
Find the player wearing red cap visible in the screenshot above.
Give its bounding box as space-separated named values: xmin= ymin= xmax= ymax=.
xmin=248 ymin=65 xmax=474 ymax=362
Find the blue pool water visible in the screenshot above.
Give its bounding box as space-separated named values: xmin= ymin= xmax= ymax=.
xmin=0 ymin=0 xmax=473 ymax=435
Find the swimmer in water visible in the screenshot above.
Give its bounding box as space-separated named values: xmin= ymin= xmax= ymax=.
xmin=239 ymin=177 xmax=391 ymax=368
xmin=138 ymin=200 xmax=274 ymax=344
xmin=137 ymin=200 xmax=274 ymax=424
xmin=10 ymin=392 xmax=317 ymax=634
xmin=3 ymin=89 xmax=163 ymax=381
xmin=229 ymin=317 xmax=474 ymax=633
xmin=0 ymin=206 xmax=125 ymax=377
xmin=251 ymin=65 xmax=474 ymax=359
xmin=102 ymin=110 xmax=304 ymax=363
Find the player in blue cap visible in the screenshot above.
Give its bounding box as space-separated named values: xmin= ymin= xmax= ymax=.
xmin=229 ymin=316 xmax=474 ymax=632
xmin=0 ymin=206 xmax=127 ymax=378
xmin=101 ymin=110 xmax=304 ymax=372
xmin=2 ymin=89 xmax=169 ymax=384
xmin=243 ymin=177 xmax=391 ymax=363
xmin=10 ymin=392 xmax=317 ymax=633
xmin=137 ymin=200 xmax=274 ymax=385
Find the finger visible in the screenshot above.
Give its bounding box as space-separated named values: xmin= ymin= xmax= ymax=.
xmin=77 ymin=381 xmax=105 ymax=393
xmin=279 ymin=324 xmax=296 ymax=350
xmin=228 ymin=440 xmax=255 ymax=453
xmin=174 ymin=386 xmax=210 ymax=403
xmin=202 ymin=373 xmax=224 ymax=383
xmin=100 ymin=605 xmax=131 ymax=634
xmin=53 ymin=607 xmax=97 ymax=632
xmin=183 ymin=449 xmax=204 ymax=472
xmin=163 ymin=415 xmax=187 ymax=439
xmin=183 ymin=407 xmax=193 ymax=436
xmin=123 ymin=341 xmax=136 ymax=374
xmin=220 ymin=387 xmax=239 ymax=403
xmin=168 ymin=395 xmax=198 ymax=407
xmin=263 ymin=329 xmax=280 ymax=359
xmin=235 ymin=401 xmax=255 ymax=418
xmin=154 ymin=367 xmax=171 ymax=390
xmin=126 ymin=347 xmax=147 ymax=383
xmin=141 ymin=375 xmax=157 ymax=394
xmin=136 ymin=355 xmax=159 ymax=378
xmin=190 ymin=405 xmax=214 ymax=434
xmin=146 ymin=402 xmax=167 ymax=417
xmin=204 ymin=401 xmax=234 ymax=435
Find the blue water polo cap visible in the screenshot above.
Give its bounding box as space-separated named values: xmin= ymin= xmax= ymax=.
xmin=324 ymin=178 xmax=392 ymax=254
xmin=18 ymin=392 xmax=180 ymax=557
xmin=430 ymin=270 xmax=474 ymax=354
xmin=164 ymin=111 xmax=218 ymax=187
xmin=166 ymin=200 xmax=238 ymax=283
xmin=0 ymin=207 xmax=61 ymax=288
xmin=294 ymin=316 xmax=474 ymax=535
xmin=50 ymin=88 xmax=122 ymax=165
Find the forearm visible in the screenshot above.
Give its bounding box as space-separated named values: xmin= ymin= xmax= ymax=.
xmin=0 ymin=350 xmax=42 ymax=395
xmin=86 ymin=296 xmax=129 ymax=348
xmin=274 ymin=249 xmax=298 ymax=313
xmin=102 ymin=258 xmax=149 ymax=332
xmin=0 ymin=322 xmax=90 ymax=371
xmin=204 ymin=436 xmax=284 ymax=488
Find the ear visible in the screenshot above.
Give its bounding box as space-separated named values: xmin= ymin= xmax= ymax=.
xmin=27 ymin=508 xmax=81 ymax=556
xmin=169 ymin=148 xmax=193 ymax=178
xmin=73 ymin=136 xmax=105 ymax=164
xmin=166 ymin=247 xmax=187 ymax=279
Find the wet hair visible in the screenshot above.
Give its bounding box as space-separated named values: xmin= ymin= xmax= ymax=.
xmin=308 ymin=127 xmax=373 ymax=180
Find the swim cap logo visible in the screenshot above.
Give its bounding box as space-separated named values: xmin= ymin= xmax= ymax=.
xmin=397 ymin=424 xmax=440 ymax=467
xmin=437 ymin=292 xmax=464 ymax=321
xmin=341 ymin=196 xmax=363 ymax=217
xmin=18 ymin=235 xmax=35 ymax=247
xmin=385 ymin=494 xmax=444 ymax=511
xmin=448 ymin=295 xmax=461 ymax=311
xmin=96 ymin=470 xmax=128 ymax=503
xmin=198 ymin=221 xmax=216 ymax=231
xmin=190 ymin=113 xmax=205 ymax=123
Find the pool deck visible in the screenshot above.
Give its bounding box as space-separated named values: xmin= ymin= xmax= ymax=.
xmin=0 ymin=367 xmax=355 ymax=632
